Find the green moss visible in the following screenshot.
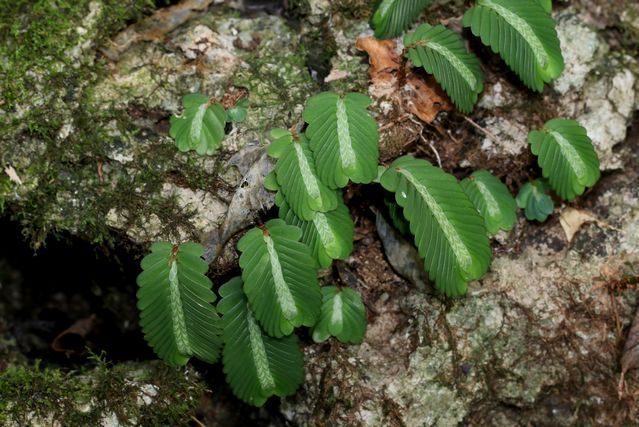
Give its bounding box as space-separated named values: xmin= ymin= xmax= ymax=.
xmin=0 ymin=1 xmax=212 ymax=246
xmin=0 ymin=0 xmax=154 ymax=112
xmin=0 ymin=356 xmax=204 ymax=426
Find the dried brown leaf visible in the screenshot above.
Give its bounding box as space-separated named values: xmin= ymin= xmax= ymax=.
xmin=559 ymin=207 xmax=597 ymax=242
xmin=355 ymin=36 xmax=451 ymax=123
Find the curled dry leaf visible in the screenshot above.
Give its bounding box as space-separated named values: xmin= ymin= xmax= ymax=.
xmin=373 ymin=207 xmax=427 ymax=289
xmin=559 ymin=207 xmax=597 ymax=242
xmin=355 ymin=36 xmax=451 ymax=123
xmin=51 ymin=314 xmax=96 ymax=358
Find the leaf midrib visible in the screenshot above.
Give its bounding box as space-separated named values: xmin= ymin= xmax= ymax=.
xmin=479 ymin=0 xmax=548 ymax=68
xmin=168 ymin=260 xmax=191 ymax=356
xmin=398 ymin=168 xmax=473 ymax=271
xmin=246 ymin=308 xmax=276 ymax=392
xmin=423 ymin=39 xmax=478 ymax=91
xmin=263 ymin=233 xmax=299 ymax=320
xmin=292 ymin=142 xmax=321 ymax=200
xmin=549 ymin=131 xmax=588 ymax=182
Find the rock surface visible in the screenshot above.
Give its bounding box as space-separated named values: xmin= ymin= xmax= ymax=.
xmin=1 ymin=1 xmax=639 ymax=426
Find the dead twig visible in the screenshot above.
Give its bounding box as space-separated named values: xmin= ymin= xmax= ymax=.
xmin=463 ymin=115 xmax=505 ymax=147
xmin=408 ymin=116 xmax=442 ymax=168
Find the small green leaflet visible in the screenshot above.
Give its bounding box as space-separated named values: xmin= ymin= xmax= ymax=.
xmin=278 ymin=194 xmax=354 ymax=269
xmin=528 ymin=119 xmax=600 ymax=201
xmin=312 ymin=286 xmax=367 ymax=344
xmin=404 ymin=24 xmax=484 ymax=113
xmin=371 ymin=0 xmax=432 ymax=39
xmin=380 ymin=156 xmax=491 ymax=297
xmin=460 ymin=171 xmax=517 ymax=235
xmin=267 ymin=128 xmax=339 ymax=220
xmin=463 ymin=0 xmax=564 ymax=92
xmin=169 ymin=93 xmax=227 ymax=155
xmin=303 ymin=92 xmax=380 ymax=189
xmin=137 ymin=242 xmax=222 ymax=366
xmin=218 ymin=277 xmax=304 ymax=407
xmin=238 ymin=219 xmax=321 ymax=338
xmin=517 ymin=180 xmax=554 ymax=222
xmin=267 ymin=172 xmax=354 ymax=269
xmin=226 ymin=99 xmax=249 ymax=123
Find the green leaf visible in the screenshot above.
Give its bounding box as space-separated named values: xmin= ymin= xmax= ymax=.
xmin=218 ymin=277 xmax=304 ymax=407
xmin=169 ymin=93 xmax=227 ymax=155
xmin=516 ymin=180 xmax=554 ymax=222
xmin=267 ymin=129 xmax=339 ymax=220
xmin=238 ymin=219 xmax=321 ymax=337
xmin=384 ymin=196 xmax=410 ymax=235
xmin=137 ymin=242 xmax=222 ymax=366
xmin=226 ymin=99 xmax=249 ymax=123
xmin=278 ymin=196 xmax=354 ymax=269
xmin=528 ymin=119 xmax=600 ymax=201
xmin=404 ymin=24 xmax=484 ymax=113
xmin=460 ymin=170 xmax=517 ymax=235
xmin=312 ymin=286 xmax=367 ymax=344
xmin=303 ymin=92 xmax=380 ymax=188
xmin=371 ymin=0 xmax=432 ymax=39
xmin=380 ymin=156 xmax=491 ymax=296
xmin=537 ymin=0 xmax=552 ymax=13
xmin=463 ymin=0 xmax=564 ymax=92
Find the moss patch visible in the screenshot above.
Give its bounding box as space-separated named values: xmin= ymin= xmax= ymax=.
xmin=0 ymin=356 xmax=204 ymax=426
xmin=0 ymin=1 xmax=212 ymax=246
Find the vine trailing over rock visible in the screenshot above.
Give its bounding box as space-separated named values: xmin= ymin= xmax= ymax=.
xmin=138 ymin=0 xmax=602 ymax=406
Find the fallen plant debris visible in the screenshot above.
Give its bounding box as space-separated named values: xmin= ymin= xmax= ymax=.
xmin=356 ymin=36 xmax=452 ymax=123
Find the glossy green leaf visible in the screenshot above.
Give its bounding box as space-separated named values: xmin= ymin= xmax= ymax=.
xmin=528 ymin=118 xmax=600 ymax=201
xmin=218 ymin=277 xmax=304 ymax=407
xmin=380 ymin=156 xmax=492 ymax=296
xmin=404 ymin=24 xmax=484 ymax=113
xmin=278 ymin=195 xmax=354 ymax=269
xmin=537 ymin=0 xmax=552 ymax=13
xmin=463 ymin=0 xmax=564 ymax=92
xmin=267 ymin=129 xmax=339 ymax=220
xmin=137 ymin=242 xmax=222 ymax=366
xmin=371 ymin=0 xmax=432 ymax=39
xmin=460 ymin=170 xmax=517 ymax=235
xmin=237 ymin=219 xmax=321 ymax=337
xmin=303 ymin=92 xmax=379 ymax=188
xmin=169 ymin=93 xmax=227 ymax=155
xmin=516 ymin=180 xmax=554 ymax=222
xmin=312 ymin=286 xmax=367 ymax=344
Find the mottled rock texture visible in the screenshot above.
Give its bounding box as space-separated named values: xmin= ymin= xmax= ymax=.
xmin=1 ymin=0 xmax=639 ymax=426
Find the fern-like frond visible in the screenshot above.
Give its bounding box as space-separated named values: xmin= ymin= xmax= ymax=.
xmin=380 ymin=156 xmax=491 ymax=296
xmin=169 ymin=94 xmax=227 ymax=155
xmin=528 ymin=119 xmax=600 ymax=201
xmin=460 ymin=171 xmax=517 ymax=235
xmin=238 ymin=219 xmax=321 ymax=337
xmin=312 ymin=286 xmax=367 ymax=344
xmin=404 ymin=24 xmax=484 ymax=113
xmin=371 ymin=0 xmax=432 ymax=39
xmin=278 ymin=196 xmax=354 ymax=269
xmin=516 ymin=180 xmax=554 ymax=222
xmin=137 ymin=242 xmax=222 ymax=366
xmin=463 ymin=0 xmax=564 ymax=92
xmin=218 ymin=277 xmax=304 ymax=407
xmin=268 ymin=129 xmax=339 ymax=220
xmin=303 ymin=92 xmax=379 ymax=189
